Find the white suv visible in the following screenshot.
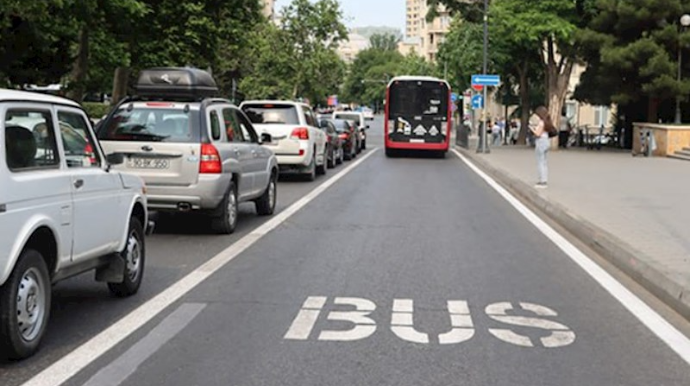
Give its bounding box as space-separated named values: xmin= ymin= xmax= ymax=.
xmin=0 ymin=90 xmax=151 ymax=359
xmin=240 ymin=101 xmax=327 ymax=181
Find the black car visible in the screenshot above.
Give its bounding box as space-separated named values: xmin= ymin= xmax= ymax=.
xmin=319 ymin=119 xmax=344 ymax=168
xmin=324 ymin=119 xmax=358 ymax=160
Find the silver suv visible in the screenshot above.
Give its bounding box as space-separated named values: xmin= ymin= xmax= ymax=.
xmin=0 ymin=89 xmax=151 ymax=359
xmin=98 ymin=68 xmax=279 ymax=234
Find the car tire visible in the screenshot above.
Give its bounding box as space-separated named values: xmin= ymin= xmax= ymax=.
xmin=336 ymin=147 xmax=344 ymax=165
xmin=108 ymin=217 xmax=145 ymax=297
xmin=327 ymin=146 xmax=336 ymax=169
xmin=361 ymin=139 xmax=366 ymax=150
xmin=316 ymin=147 xmax=327 ymax=175
xmin=212 ymin=182 xmax=238 ymax=234
xmin=255 ymin=172 xmax=277 ymax=216
xmin=0 ymin=249 xmax=51 ymax=360
xmin=304 ymin=154 xmax=317 ymax=181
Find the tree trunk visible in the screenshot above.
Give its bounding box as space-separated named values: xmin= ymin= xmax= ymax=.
xmin=517 ymin=65 xmax=530 ymax=145
xmin=111 ymin=67 xmax=131 ymax=106
xmin=67 ymin=27 xmax=89 ymax=102
xmin=647 ymin=97 xmax=660 ymax=123
xmin=545 ymin=51 xmax=574 ymax=149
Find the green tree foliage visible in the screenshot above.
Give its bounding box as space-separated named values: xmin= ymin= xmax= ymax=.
xmin=239 ymin=0 xmax=347 ymax=105
xmin=575 ymin=0 xmax=690 ymax=122
xmin=369 ymin=33 xmax=400 ymax=51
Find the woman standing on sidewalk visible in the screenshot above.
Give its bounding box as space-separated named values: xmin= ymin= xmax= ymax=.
xmin=530 ymin=106 xmax=555 ymax=188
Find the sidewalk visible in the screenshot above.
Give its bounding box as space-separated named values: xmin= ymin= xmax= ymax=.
xmin=456 ymin=139 xmax=690 ymax=319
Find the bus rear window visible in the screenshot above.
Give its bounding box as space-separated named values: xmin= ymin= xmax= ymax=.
xmin=242 ymin=105 xmax=299 ymax=125
xmin=389 ymin=81 xmax=449 ymax=118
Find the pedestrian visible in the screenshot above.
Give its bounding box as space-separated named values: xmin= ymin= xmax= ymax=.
xmin=491 ymin=120 xmax=501 ymax=146
xmin=530 ymin=106 xmax=556 ymax=188
xmin=558 ymin=111 xmax=571 ymax=148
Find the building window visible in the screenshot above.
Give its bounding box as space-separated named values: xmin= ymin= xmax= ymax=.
xmin=594 ymin=106 xmax=610 ymax=127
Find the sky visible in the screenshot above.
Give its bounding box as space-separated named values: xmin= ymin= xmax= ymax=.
xmin=274 ymin=0 xmax=405 ymax=32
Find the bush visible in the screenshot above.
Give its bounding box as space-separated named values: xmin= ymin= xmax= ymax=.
xmin=82 ymin=102 xmax=112 ymax=120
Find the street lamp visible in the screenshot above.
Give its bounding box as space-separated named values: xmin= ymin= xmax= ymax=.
xmin=675 ymin=13 xmax=690 ymax=124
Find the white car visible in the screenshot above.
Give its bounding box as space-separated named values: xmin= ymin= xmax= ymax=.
xmin=0 ymin=89 xmax=151 ymax=360
xmin=333 ymin=111 xmax=368 ymax=150
xmin=241 ymin=101 xmax=328 ymax=181
xmin=361 ymin=107 xmax=374 ymax=120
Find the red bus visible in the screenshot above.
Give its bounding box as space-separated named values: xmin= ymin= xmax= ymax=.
xmin=384 ymin=76 xmax=453 ymax=157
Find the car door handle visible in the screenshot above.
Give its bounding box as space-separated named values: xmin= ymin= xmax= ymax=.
xmin=0 ymin=204 xmax=6 ymax=213
xmin=74 ymin=179 xmax=84 ymax=189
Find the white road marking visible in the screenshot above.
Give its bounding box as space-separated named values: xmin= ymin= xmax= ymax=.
xmin=22 ymin=149 xmax=379 ymax=386
xmin=390 ymin=299 xmax=429 ymax=344
xmin=318 ymin=297 xmax=377 ymax=341
xmin=283 ymin=296 xmax=327 ymax=340
xmin=81 ymin=303 xmax=206 ymax=386
xmin=438 ymin=301 xmax=475 ymax=345
xmin=454 ymin=149 xmax=690 ymax=360
xmin=485 ymin=302 xmax=575 ymax=348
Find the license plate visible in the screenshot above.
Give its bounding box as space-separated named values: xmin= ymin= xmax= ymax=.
xmin=410 ymin=139 xmax=425 ymax=143
xmin=127 ymin=158 xmax=170 ymax=169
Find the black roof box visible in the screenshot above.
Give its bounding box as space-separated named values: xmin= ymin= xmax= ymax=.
xmin=134 ymin=67 xmax=218 ymax=99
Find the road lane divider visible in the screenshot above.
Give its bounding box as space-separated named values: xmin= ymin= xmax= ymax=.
xmin=21 ymin=149 xmax=380 ymax=386
xmin=452 ymin=149 xmax=690 ymax=365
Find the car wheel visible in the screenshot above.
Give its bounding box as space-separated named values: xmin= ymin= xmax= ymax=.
xmin=327 ymin=146 xmax=336 ymax=169
xmin=0 ymin=249 xmax=51 ymax=360
xmin=336 ymin=147 xmax=344 ymax=165
xmin=255 ymin=172 xmax=277 ymax=216
xmin=212 ymin=182 xmax=238 ymax=234
xmin=304 ymin=154 xmax=317 ymax=181
xmin=361 ymin=139 xmax=366 ymax=150
xmin=316 ymin=147 xmax=327 ymax=175
xmin=108 ymin=217 xmax=145 ymax=297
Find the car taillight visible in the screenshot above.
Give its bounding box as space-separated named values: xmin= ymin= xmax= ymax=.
xmin=290 ymin=127 xmax=309 ymax=140
xmin=338 ymin=133 xmax=348 ymax=140
xmin=84 ymin=143 xmax=97 ymax=165
xmin=199 ymin=143 xmax=222 ymax=174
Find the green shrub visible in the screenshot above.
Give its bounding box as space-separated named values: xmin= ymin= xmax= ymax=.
xmin=82 ymin=102 xmax=112 ymax=120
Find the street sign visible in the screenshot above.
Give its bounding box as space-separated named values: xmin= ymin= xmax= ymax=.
xmin=451 ymin=92 xmax=459 ymax=102
xmin=471 ymin=74 xmax=501 ymax=87
xmin=471 ymin=94 xmax=484 ymax=109
xmin=471 ymin=84 xmax=484 ymax=91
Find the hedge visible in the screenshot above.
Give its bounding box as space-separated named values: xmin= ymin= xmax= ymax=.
xmin=82 ymin=102 xmax=112 ymax=120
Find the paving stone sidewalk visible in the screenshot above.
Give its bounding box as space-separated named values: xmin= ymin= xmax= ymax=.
xmin=456 ymin=140 xmax=690 ymax=319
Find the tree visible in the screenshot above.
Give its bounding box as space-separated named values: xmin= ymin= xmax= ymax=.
xmin=369 ymin=33 xmax=400 ymax=51
xmin=575 ymin=0 xmax=690 ymax=123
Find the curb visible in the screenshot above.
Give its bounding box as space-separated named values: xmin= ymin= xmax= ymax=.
xmin=455 ymin=145 xmax=690 ymax=321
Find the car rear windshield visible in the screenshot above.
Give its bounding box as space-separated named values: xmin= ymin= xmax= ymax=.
xmin=98 ymin=107 xmax=200 ymax=142
xmin=331 ymin=119 xmax=351 ymax=132
xmin=242 ymin=104 xmax=299 ymax=125
xmin=334 ymin=113 xmax=362 ymax=124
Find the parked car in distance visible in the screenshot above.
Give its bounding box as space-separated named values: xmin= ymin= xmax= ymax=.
xmin=318 ymin=119 xmax=344 ymax=168
xmin=325 ymin=119 xmax=358 ymax=160
xmin=97 ymin=68 xmax=279 ymax=234
xmin=0 ymin=89 xmax=152 ymax=360
xmin=333 ymin=111 xmax=368 ymax=151
xmin=241 ymin=100 xmax=328 ymax=181
xmin=361 ymin=107 xmax=374 ymax=120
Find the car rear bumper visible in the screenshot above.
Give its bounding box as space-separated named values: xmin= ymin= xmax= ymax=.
xmin=145 ymin=174 xmax=231 ymax=211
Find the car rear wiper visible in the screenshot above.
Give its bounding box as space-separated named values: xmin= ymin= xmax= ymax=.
xmin=117 ymin=131 xmax=170 ymax=141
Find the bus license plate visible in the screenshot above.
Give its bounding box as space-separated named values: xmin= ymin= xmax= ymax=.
xmin=128 ymin=158 xmax=170 ymax=169
xmin=410 ymin=139 xmax=425 ymax=143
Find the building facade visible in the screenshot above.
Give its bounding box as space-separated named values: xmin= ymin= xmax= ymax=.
xmin=337 ymin=32 xmax=370 ymax=63
xmin=403 ymin=0 xmax=451 ymax=62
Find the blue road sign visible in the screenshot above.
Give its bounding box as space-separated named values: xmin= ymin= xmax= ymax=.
xmin=471 ymin=74 xmax=501 ymax=87
xmin=471 ymin=94 xmax=484 ymax=109
xmin=451 ymin=92 xmax=459 ymax=102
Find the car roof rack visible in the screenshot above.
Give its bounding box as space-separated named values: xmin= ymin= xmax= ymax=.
xmin=134 ymin=67 xmax=219 ymax=100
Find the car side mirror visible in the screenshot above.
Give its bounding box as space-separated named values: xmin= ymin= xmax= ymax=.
xmin=106 ymin=153 xmax=124 ymax=166
xmin=260 ymin=133 xmax=273 ymax=144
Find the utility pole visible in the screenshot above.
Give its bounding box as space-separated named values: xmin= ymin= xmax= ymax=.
xmin=478 ymin=0 xmax=490 ymax=153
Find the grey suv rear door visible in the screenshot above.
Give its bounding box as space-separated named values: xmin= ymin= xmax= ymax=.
xmin=233 ymin=108 xmax=271 ymax=197
xmin=212 ymin=106 xmax=253 ymax=200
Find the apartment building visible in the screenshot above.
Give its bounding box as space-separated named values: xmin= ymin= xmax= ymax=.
xmin=403 ymin=0 xmax=451 ymax=62
xmin=262 ymin=0 xmax=275 ymax=19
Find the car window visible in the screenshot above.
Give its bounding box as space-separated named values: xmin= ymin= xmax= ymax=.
xmin=304 ymin=108 xmax=317 ymax=127
xmin=242 ymin=104 xmax=299 ymax=125
xmin=4 ymin=109 xmax=60 ymax=171
xmin=209 ymin=110 xmax=221 ymax=141
xmin=234 ymin=110 xmax=258 ymax=143
xmin=334 ymin=113 xmax=362 ymax=126
xmin=222 ymin=108 xmax=244 ymax=142
xmin=58 ymin=111 xmax=101 ymax=168
xmin=98 ymin=106 xmax=200 ymax=143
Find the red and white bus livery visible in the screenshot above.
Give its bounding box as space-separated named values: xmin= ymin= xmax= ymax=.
xmin=384 ymin=76 xmax=453 ymax=157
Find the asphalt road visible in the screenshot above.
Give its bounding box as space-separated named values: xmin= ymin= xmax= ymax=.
xmin=3 ymin=116 xmax=690 ymax=386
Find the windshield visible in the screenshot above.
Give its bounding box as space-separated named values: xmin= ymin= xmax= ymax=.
xmin=98 ymin=107 xmax=200 ymax=142
xmin=242 ymin=104 xmax=300 ymax=125
xmin=389 ymin=80 xmax=449 ymax=118
xmin=334 ymin=113 xmax=362 ymax=125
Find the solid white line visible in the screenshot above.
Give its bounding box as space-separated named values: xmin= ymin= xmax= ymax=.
xmin=82 ymin=303 xmax=206 ymax=386
xmin=452 ymin=149 xmax=690 ymax=365
xmin=22 ymin=149 xmax=380 ymax=386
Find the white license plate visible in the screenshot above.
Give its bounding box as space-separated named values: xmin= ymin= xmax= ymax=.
xmin=410 ymin=139 xmax=425 ymax=143
xmin=127 ymin=158 xmax=170 ymax=169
